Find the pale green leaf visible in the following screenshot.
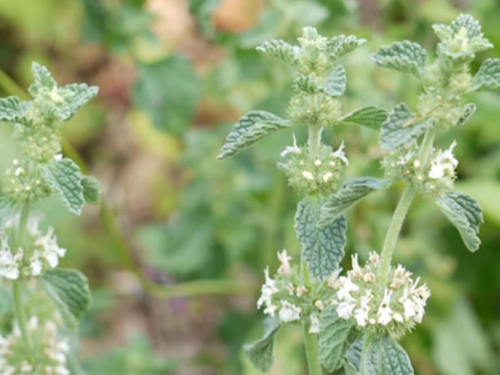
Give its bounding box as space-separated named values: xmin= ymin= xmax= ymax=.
xmin=256 ymin=39 xmax=298 ymax=66
xmin=450 ymin=14 xmax=484 ymax=39
xmin=188 ymin=0 xmax=221 ymax=36
xmin=436 ymin=191 xmax=483 ymax=252
xmin=371 ymin=41 xmax=426 ymax=78
xmin=380 ymin=336 xmax=414 ymax=375
xmin=319 ymin=178 xmax=387 ymax=226
xmin=456 ymin=103 xmax=476 ymax=126
xmin=81 ymin=175 xmax=101 ymax=204
xmin=340 ymin=106 xmax=388 ymax=130
xmin=346 ymin=337 xmax=364 ymax=372
xmin=41 ymin=268 xmax=91 ymax=329
xmin=0 ymin=197 xmax=14 ymax=229
xmin=294 ymin=75 xmax=324 ymax=94
xmin=243 ymin=318 xmax=280 ymax=372
xmin=295 ymin=198 xmax=347 ymax=281
xmin=323 ymin=65 xmax=346 ymax=96
xmin=327 ymin=35 xmax=366 ymax=60
xmin=0 ymin=97 xmax=29 ymax=124
xmin=218 ymin=111 xmax=292 ymax=159
xmin=42 ymin=158 xmax=85 ymax=215
xmin=29 ymin=62 xmax=57 ymax=96
xmin=60 ymin=83 xmax=99 ymax=120
xmin=133 ymin=56 xmax=201 ymax=135
xmin=471 ymin=58 xmax=500 ymax=92
xmin=319 ymin=305 xmax=354 ymax=372
xmin=380 ymin=103 xmax=433 ymax=151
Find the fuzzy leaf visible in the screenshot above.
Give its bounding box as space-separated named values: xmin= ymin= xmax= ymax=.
xmin=323 ymin=65 xmax=346 ymax=96
xmin=218 ymin=111 xmax=291 ymax=159
xmin=295 ymin=198 xmax=347 ymax=281
xmin=60 ymin=83 xmax=99 ymax=120
xmin=243 ymin=318 xmax=280 ymax=372
xmin=327 ymin=35 xmax=366 ymax=60
xmin=347 ymin=336 xmax=414 ymax=375
xmin=436 ymin=191 xmax=483 ymax=252
xmin=456 ymin=103 xmax=476 ymax=127
xmin=29 ymin=62 xmax=57 ymax=95
xmin=0 ymin=197 xmax=14 ymax=229
xmin=256 ymin=39 xmax=298 ymax=66
xmin=41 ymin=269 xmax=91 ymax=329
xmin=319 ymin=305 xmax=354 ymax=372
xmin=42 ymin=158 xmax=85 ymax=215
xmin=471 ymin=58 xmax=500 ymax=92
xmin=450 ymin=14 xmax=483 ymax=39
xmin=0 ymin=97 xmax=28 ymax=124
xmin=371 ymin=41 xmax=426 ymax=78
xmin=81 ymin=175 xmax=101 ymax=204
xmin=319 ymin=178 xmax=387 ymax=226
xmin=340 ymin=106 xmax=388 ymax=130
xmin=294 ymin=75 xmax=323 ymax=94
xmin=380 ymin=103 xmax=433 ymax=151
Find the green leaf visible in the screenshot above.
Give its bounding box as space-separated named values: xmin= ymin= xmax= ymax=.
xmin=218 ymin=111 xmax=291 ymax=159
xmin=243 ymin=318 xmax=280 ymax=372
xmin=371 ymin=41 xmax=426 ymax=78
xmin=319 ymin=305 xmax=354 ymax=372
xmin=188 ymin=0 xmax=221 ymax=37
xmin=256 ymin=39 xmax=298 ymax=66
xmin=340 ymin=106 xmax=388 ymax=130
xmin=294 ymin=75 xmax=324 ymax=94
xmin=323 ymin=65 xmax=346 ymax=96
xmin=60 ymin=83 xmax=99 ymax=120
xmin=29 ymin=62 xmax=57 ymax=95
xmin=42 ymin=158 xmax=85 ymax=215
xmin=0 ymin=197 xmax=14 ymax=228
xmin=380 ymin=103 xmax=433 ymax=151
xmin=436 ymin=191 xmax=483 ymax=252
xmin=133 ymin=56 xmax=201 ymax=135
xmin=295 ymin=198 xmax=347 ymax=281
xmin=0 ymin=97 xmax=28 ymax=123
xmin=81 ymin=175 xmax=102 ymax=204
xmin=327 ymin=35 xmax=366 ymax=60
xmin=41 ymin=269 xmax=91 ymax=329
xmin=471 ymin=58 xmax=500 ymax=92
xmin=347 ymin=336 xmax=414 ymax=375
xmin=319 ymin=178 xmax=387 ymax=226
xmin=456 ymin=103 xmax=476 ymax=126
xmin=449 ymin=14 xmax=484 ymax=39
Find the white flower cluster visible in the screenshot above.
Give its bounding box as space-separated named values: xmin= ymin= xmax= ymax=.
xmin=428 ymin=141 xmax=458 ymax=180
xmin=256 ymin=250 xmax=325 ymax=334
xmin=0 ymin=218 xmax=66 ymax=280
xmin=0 ymin=317 xmax=70 ymax=375
xmin=331 ymin=253 xmax=430 ymax=335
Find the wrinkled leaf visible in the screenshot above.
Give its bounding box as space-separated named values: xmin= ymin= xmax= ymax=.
xmin=81 ymin=175 xmax=102 ymax=204
xmin=60 ymin=83 xmax=99 ymax=120
xmin=471 ymin=58 xmax=500 ymax=92
xmin=327 ymin=35 xmax=366 ymax=60
xmin=243 ymin=318 xmax=280 ymax=372
xmin=0 ymin=97 xmax=28 ymax=124
xmin=340 ymin=106 xmax=388 ymax=130
xmin=256 ymin=39 xmax=298 ymax=66
xmin=456 ymin=103 xmax=476 ymax=127
xmin=323 ymin=65 xmax=346 ymax=96
xmin=371 ymin=41 xmax=427 ymax=78
xmin=29 ymin=62 xmax=57 ymax=95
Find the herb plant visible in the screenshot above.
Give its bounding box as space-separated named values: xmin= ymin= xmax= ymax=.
xmin=0 ymin=63 xmax=99 ymax=374
xmin=219 ymin=15 xmax=499 ymax=374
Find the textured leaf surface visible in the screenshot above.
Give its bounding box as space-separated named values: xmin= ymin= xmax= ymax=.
xmin=256 ymin=39 xmax=298 ymax=66
xmin=42 ymin=158 xmax=85 ymax=215
xmin=133 ymin=56 xmax=201 ymax=135
xmin=81 ymin=175 xmax=102 ymax=204
xmin=456 ymin=103 xmax=476 ymax=127
xmin=347 ymin=336 xmax=414 ymax=375
xmin=29 ymin=62 xmax=56 ymax=95
xmin=323 ymin=65 xmax=346 ymax=96
xmin=42 ymin=269 xmax=91 ymax=329
xmin=371 ymin=41 xmax=426 ymax=77
xmin=327 ymin=35 xmax=366 ymax=60
xmin=319 ymin=305 xmax=354 ymax=372
xmin=381 ymin=103 xmax=433 ymax=151
xmin=295 ymin=198 xmax=347 ymax=281
xmin=243 ymin=318 xmax=280 ymax=372
xmin=471 ymin=58 xmax=500 ymax=91
xmin=319 ymin=178 xmax=387 ymax=226
xmin=218 ymin=111 xmax=291 ymax=159
xmin=340 ymin=106 xmax=388 ymax=130
xmin=436 ymin=191 xmax=483 ymax=252
xmin=60 ymin=83 xmax=99 ymax=120
xmin=0 ymin=97 xmax=28 ymax=123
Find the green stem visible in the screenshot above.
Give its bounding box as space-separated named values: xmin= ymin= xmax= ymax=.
xmin=359 ymin=336 xmax=371 ymax=375
xmin=378 ymin=130 xmax=436 ymax=284
xmin=303 ymin=325 xmax=323 ymax=375
xmin=308 ymin=124 xmax=322 ymax=161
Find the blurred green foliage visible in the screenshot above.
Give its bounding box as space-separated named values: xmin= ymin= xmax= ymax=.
xmin=0 ymin=0 xmax=499 ymax=374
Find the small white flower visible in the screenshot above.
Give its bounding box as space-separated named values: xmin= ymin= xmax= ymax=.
xmin=429 ymin=141 xmax=458 ymax=179
xmin=35 ymin=227 xmax=66 ymax=268
xmin=337 ymin=298 xmax=357 ymax=319
xmin=368 ymin=251 xmax=380 ymax=265
xmin=322 ymin=172 xmax=333 ymax=182
xmin=337 ymin=276 xmax=360 ymax=301
xmin=296 ymin=286 xmax=308 ymax=297
xmin=397 ymin=150 xmax=414 ymax=165
xmin=14 ymin=168 xmax=25 ymax=177
xmin=332 ymin=141 xmax=349 ymax=165
xmin=354 ymin=291 xmax=373 ymax=326
xmin=302 ymin=171 xmax=314 ymax=180
xmin=277 ymin=249 xmax=292 ymax=275
xmin=309 ymin=314 xmax=320 ymax=334
xmin=257 ymin=268 xmax=279 ymax=311
xmin=30 ymin=251 xmax=43 ymax=276
xmin=314 ymin=300 xmax=325 ymax=311
xmin=399 ymin=288 xmax=416 ymax=320
xmin=377 ymin=289 xmax=393 ymax=326
xmin=54 ymin=153 xmax=63 ymax=161
xmin=279 ymin=300 xmax=302 ymax=322
xmin=326 ymin=268 xmax=342 ymax=289
xmin=281 ymin=134 xmax=302 ymax=157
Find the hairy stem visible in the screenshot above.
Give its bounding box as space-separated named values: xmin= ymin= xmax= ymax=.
xmin=379 ymin=130 xmax=436 ymax=284
xmin=308 ymin=124 xmax=322 ymax=161
xmin=303 ymin=325 xmax=323 ymax=375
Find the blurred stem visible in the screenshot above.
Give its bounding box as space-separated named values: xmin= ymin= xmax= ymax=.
xmin=13 ymin=204 xmax=33 ymax=352
xmin=379 ymin=130 xmax=436 ymax=285
xmin=359 ymin=336 xmax=371 ymax=375
xmin=0 ymin=67 xmax=253 ymax=300
xmin=308 ymin=124 xmax=322 ymax=161
xmin=303 ymin=325 xmax=323 ymax=375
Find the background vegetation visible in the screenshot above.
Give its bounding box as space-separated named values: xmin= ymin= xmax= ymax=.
xmin=0 ymin=0 xmax=499 ymax=374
